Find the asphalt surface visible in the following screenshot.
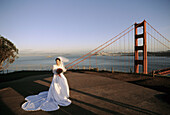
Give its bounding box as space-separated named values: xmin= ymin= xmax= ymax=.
xmin=0 ymin=71 xmax=170 ymax=115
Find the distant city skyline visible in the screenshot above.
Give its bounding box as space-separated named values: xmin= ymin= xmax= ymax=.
xmin=0 ymin=0 xmax=170 ymax=56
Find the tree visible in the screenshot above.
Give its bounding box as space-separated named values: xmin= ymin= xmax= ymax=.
xmin=0 ymin=35 xmax=18 ymax=71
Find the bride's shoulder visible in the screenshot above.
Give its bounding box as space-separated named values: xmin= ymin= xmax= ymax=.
xmin=53 ymin=64 xmax=63 ymax=69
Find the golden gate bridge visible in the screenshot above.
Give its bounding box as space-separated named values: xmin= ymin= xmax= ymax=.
xmin=65 ymin=20 xmax=170 ymax=76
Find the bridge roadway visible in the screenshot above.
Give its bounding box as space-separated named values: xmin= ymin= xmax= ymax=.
xmin=0 ymin=71 xmax=170 ymax=115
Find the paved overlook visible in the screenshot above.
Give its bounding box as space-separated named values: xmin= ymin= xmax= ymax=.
xmin=0 ymin=71 xmax=170 ymax=115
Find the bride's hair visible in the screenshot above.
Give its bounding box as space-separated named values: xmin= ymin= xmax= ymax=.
xmin=55 ymin=58 xmax=61 ymax=62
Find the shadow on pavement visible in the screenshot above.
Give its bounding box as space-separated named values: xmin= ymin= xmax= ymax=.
xmin=70 ymin=88 xmax=159 ymax=115
xmin=0 ymin=75 xmax=95 ymax=114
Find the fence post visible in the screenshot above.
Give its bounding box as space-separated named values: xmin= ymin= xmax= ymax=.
xmin=130 ymin=68 xmax=132 ymax=73
xmin=152 ymin=70 xmax=155 ymax=77
xmin=112 ymin=67 xmax=114 ymax=73
xmin=96 ymin=67 xmax=99 ymax=72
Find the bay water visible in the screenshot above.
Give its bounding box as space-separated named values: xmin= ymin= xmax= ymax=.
xmin=3 ymin=55 xmax=170 ymax=75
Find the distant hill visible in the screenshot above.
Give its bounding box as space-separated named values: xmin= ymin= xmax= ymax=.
xmin=98 ymin=50 xmax=170 ymax=57
xmin=147 ymin=50 xmax=170 ymax=57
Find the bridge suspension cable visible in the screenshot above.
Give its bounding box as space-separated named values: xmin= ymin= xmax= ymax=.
xmin=67 ymin=21 xmax=146 ymax=69
xmin=147 ymin=32 xmax=170 ymax=49
xmin=146 ymin=21 xmax=170 ymax=42
xmin=65 ymin=24 xmax=133 ymax=67
xmin=67 ymin=26 xmax=134 ymax=69
xmin=66 ymin=20 xmax=169 ymax=75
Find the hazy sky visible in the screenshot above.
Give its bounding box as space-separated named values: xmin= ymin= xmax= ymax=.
xmin=0 ymin=0 xmax=170 ymax=55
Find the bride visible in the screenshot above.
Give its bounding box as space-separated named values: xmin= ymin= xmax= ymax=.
xmin=21 ymin=57 xmax=71 ymax=111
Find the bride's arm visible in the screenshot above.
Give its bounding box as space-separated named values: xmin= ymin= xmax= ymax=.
xmin=52 ymin=65 xmax=57 ymax=74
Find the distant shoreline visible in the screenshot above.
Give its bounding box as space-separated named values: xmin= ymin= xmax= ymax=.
xmin=96 ymin=50 xmax=170 ymax=57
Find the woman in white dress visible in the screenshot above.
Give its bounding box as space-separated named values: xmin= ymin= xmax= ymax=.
xmin=21 ymin=57 xmax=71 ymax=111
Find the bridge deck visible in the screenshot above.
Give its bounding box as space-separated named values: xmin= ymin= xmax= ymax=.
xmin=0 ymin=71 xmax=170 ymax=115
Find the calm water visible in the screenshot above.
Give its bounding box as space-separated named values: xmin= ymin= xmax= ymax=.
xmin=2 ymin=55 xmax=170 ymax=74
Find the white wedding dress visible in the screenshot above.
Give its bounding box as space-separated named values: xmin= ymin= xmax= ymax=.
xmin=21 ymin=63 xmax=71 ymax=111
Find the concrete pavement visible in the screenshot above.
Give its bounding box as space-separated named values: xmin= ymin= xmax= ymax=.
xmin=0 ymin=71 xmax=170 ymax=115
